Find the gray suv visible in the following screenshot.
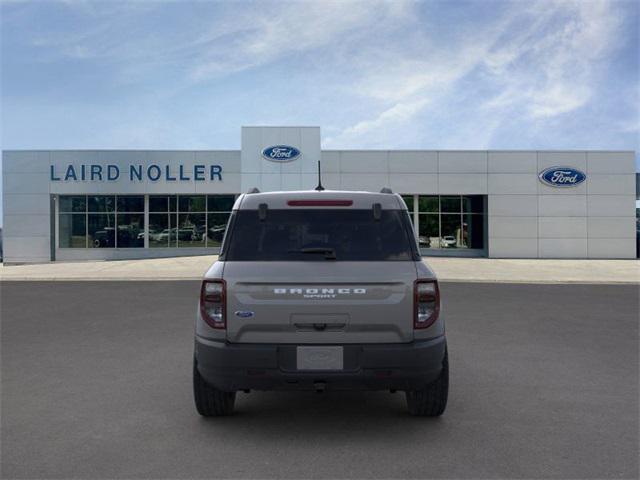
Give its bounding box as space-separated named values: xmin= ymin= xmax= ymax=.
xmin=193 ymin=189 xmax=448 ymax=416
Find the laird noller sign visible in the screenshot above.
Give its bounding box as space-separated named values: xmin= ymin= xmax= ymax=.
xmin=50 ymin=163 xmax=223 ymax=182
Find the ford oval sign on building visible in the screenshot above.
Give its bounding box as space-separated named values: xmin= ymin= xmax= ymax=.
xmin=261 ymin=145 xmax=301 ymax=162
xmin=538 ymin=166 xmax=586 ymax=188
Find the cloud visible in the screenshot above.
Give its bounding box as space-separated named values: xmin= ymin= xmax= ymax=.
xmin=17 ymin=0 xmax=413 ymax=81
xmin=483 ymin=0 xmax=624 ymax=119
xmin=326 ymin=0 xmax=628 ymax=147
xmin=333 ymin=98 xmax=430 ymax=141
xmin=2 ymin=0 xmax=636 ymax=156
xmin=189 ymin=0 xmax=412 ymax=80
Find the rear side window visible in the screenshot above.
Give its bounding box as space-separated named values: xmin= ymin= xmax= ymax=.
xmin=223 ymin=209 xmax=417 ymax=261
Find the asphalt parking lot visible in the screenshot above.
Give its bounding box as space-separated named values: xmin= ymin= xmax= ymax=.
xmin=1 ymin=281 xmax=638 ymax=479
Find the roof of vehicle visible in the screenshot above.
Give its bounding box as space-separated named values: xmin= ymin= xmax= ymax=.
xmin=235 ymin=190 xmax=407 ymax=210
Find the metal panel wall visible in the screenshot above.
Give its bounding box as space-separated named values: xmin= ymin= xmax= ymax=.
xmin=2 ymin=151 xmax=51 ymax=263
xmin=2 ymin=141 xmax=636 ymax=262
xmin=2 ymin=150 xmax=241 ymax=263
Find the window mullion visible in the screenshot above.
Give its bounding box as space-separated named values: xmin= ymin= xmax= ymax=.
xmin=85 ymin=195 xmax=88 ymax=248
xmin=144 ymin=195 xmax=149 ymax=249
xmin=205 ymin=196 xmax=208 ymax=248
xmin=115 ymin=195 xmax=118 ymax=249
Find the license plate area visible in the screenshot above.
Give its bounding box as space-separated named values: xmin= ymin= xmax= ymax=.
xmin=296 ymin=346 xmax=343 ymax=371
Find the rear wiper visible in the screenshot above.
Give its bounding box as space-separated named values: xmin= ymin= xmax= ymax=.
xmin=289 ymin=247 xmax=337 ymax=260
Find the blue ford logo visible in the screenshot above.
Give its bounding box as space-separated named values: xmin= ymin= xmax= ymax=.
xmin=235 ymin=311 xmax=254 ymax=318
xmin=538 ymin=166 xmax=586 ymax=188
xmin=261 ymin=145 xmax=301 ymax=162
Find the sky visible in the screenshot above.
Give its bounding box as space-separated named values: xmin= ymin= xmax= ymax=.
xmin=1 ymin=0 xmax=639 ymax=223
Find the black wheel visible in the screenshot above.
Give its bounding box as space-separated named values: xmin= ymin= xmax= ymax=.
xmin=405 ymin=347 xmax=449 ymax=416
xmin=193 ymin=359 xmax=236 ymax=416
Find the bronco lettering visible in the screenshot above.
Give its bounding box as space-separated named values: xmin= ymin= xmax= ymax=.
xmin=274 ymin=287 xmax=367 ymax=295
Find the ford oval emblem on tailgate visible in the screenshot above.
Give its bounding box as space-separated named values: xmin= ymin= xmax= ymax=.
xmin=261 ymin=145 xmax=301 ymax=162
xmin=538 ymin=166 xmax=586 ymax=187
xmin=235 ymin=311 xmax=254 ymax=318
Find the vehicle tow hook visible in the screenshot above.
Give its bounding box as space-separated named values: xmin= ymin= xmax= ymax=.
xmin=314 ymin=381 xmax=326 ymax=393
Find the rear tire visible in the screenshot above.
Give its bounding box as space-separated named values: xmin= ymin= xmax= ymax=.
xmin=405 ymin=347 xmax=448 ymax=416
xmin=193 ymin=359 xmax=236 ymax=416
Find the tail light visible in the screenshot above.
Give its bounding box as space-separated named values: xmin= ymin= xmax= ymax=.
xmin=200 ymin=279 xmax=226 ymax=329
xmin=414 ymin=279 xmax=440 ymax=329
xmin=287 ymin=200 xmax=353 ymax=206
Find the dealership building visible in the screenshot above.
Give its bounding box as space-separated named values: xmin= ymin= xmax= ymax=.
xmin=1 ymin=126 xmax=637 ymax=263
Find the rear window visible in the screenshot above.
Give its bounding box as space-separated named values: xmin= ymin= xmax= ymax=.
xmin=223 ymin=209 xmax=418 ymax=261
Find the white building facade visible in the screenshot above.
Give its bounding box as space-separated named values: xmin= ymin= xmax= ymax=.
xmin=2 ymin=126 xmax=637 ymax=263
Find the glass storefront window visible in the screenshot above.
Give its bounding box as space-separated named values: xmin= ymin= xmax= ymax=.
xmin=207 ymin=213 xmax=231 ymax=247
xmin=149 ymin=213 xmax=170 ymax=248
xmin=415 ymin=195 xmax=486 ymax=251
xmin=117 ymin=196 xmax=144 ymax=213
xmin=149 ymin=195 xmax=177 ymax=213
xmin=440 ymin=214 xmax=462 ymax=248
xmin=59 ymin=214 xmax=86 ymax=247
xmin=59 ymin=193 xmax=484 ymax=252
xmin=149 ymin=196 xmax=169 ymax=212
xmin=463 ymin=213 xmax=484 ymax=249
xmin=418 ymin=196 xmax=438 ymax=213
xmin=59 ymin=196 xmax=86 ymax=213
xmin=88 ymin=195 xmax=115 ymax=213
xmin=205 ymin=196 xmax=234 ymax=247
xmin=440 ymin=196 xmax=461 ymax=213
xmin=401 ymin=195 xmax=414 ymax=212
xmin=177 ymin=213 xmax=205 ymax=247
xmin=88 ymin=213 xmax=115 ymax=248
xmin=177 ymin=195 xmax=206 ymax=248
xmin=117 ymin=213 xmax=145 ymax=248
xmin=179 ymin=195 xmax=206 ymax=212
xmin=59 ymin=194 xmax=236 ymax=249
xmin=418 ymin=214 xmax=439 ymax=249
xmin=169 ymin=212 xmax=178 ymax=247
xmin=463 ymin=195 xmax=484 ymax=214
xmin=207 ymin=195 xmax=235 ymax=212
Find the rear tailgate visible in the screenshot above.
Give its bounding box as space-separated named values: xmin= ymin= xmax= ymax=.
xmin=224 ymin=261 xmax=417 ymax=344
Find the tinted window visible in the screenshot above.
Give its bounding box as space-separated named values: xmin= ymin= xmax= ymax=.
xmin=401 ymin=195 xmax=414 ymax=212
xmin=88 ymin=214 xmax=115 ymax=248
xmin=117 ymin=196 xmax=144 ymax=212
xmin=116 ymin=213 xmax=144 ymax=247
xmin=149 ymin=196 xmax=168 ymax=212
xmin=88 ymin=196 xmax=115 ymax=213
xmin=149 ymin=213 xmax=171 ymax=248
xmin=59 ymin=195 xmax=86 ymax=213
xmin=177 ymin=213 xmax=205 ymax=247
xmin=440 ymin=196 xmax=461 ymax=213
xmin=418 ymin=196 xmax=438 ymax=213
xmin=59 ymin=213 xmax=86 ymax=247
xmin=178 ymin=195 xmax=205 ymax=212
xmin=224 ymin=209 xmax=416 ymax=261
xmin=207 ymin=212 xmax=231 ymax=247
xmin=207 ymin=195 xmax=235 ymax=212
xmin=463 ymin=195 xmax=484 ymax=213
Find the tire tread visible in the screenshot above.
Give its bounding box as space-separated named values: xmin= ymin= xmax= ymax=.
xmin=406 ymin=348 xmax=449 ymax=416
xmin=193 ymin=360 xmax=236 ymax=416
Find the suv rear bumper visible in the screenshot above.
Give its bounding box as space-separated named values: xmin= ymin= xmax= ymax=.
xmin=194 ymin=335 xmax=446 ymax=392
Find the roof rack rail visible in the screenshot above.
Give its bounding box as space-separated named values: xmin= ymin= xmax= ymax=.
xmin=380 ymin=187 xmax=393 ymax=194
xmin=247 ymin=187 xmax=261 ymax=194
